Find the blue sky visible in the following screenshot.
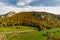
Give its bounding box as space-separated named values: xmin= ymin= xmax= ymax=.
xmin=0 ymin=0 xmax=60 ymax=14
xmin=0 ymin=0 xmax=60 ymax=7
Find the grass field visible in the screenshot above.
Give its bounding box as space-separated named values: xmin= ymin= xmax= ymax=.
xmin=0 ymin=26 xmax=60 ymax=40
xmin=5 ymin=28 xmax=60 ymax=40
xmin=0 ymin=26 xmax=35 ymax=32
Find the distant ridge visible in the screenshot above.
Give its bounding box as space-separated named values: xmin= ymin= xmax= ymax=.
xmin=0 ymin=11 xmax=16 ymax=18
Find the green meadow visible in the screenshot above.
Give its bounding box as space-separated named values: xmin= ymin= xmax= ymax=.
xmin=0 ymin=26 xmax=60 ymax=40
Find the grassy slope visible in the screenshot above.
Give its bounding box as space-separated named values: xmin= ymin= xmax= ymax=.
xmin=0 ymin=26 xmax=35 ymax=32
xmin=5 ymin=28 xmax=60 ymax=40
xmin=0 ymin=26 xmax=60 ymax=40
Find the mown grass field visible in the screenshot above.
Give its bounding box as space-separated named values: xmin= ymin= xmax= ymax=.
xmin=0 ymin=26 xmax=60 ymax=40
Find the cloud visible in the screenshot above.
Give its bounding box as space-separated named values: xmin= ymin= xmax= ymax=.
xmin=0 ymin=2 xmax=60 ymax=15
xmin=16 ymin=0 xmax=38 ymax=6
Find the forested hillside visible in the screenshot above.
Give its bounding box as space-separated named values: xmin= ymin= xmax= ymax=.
xmin=0 ymin=11 xmax=60 ymax=31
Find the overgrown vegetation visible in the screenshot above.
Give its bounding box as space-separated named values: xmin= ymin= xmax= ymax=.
xmin=0 ymin=12 xmax=60 ymax=31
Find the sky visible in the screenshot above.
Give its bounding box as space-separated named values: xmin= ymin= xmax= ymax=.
xmin=0 ymin=0 xmax=60 ymax=15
